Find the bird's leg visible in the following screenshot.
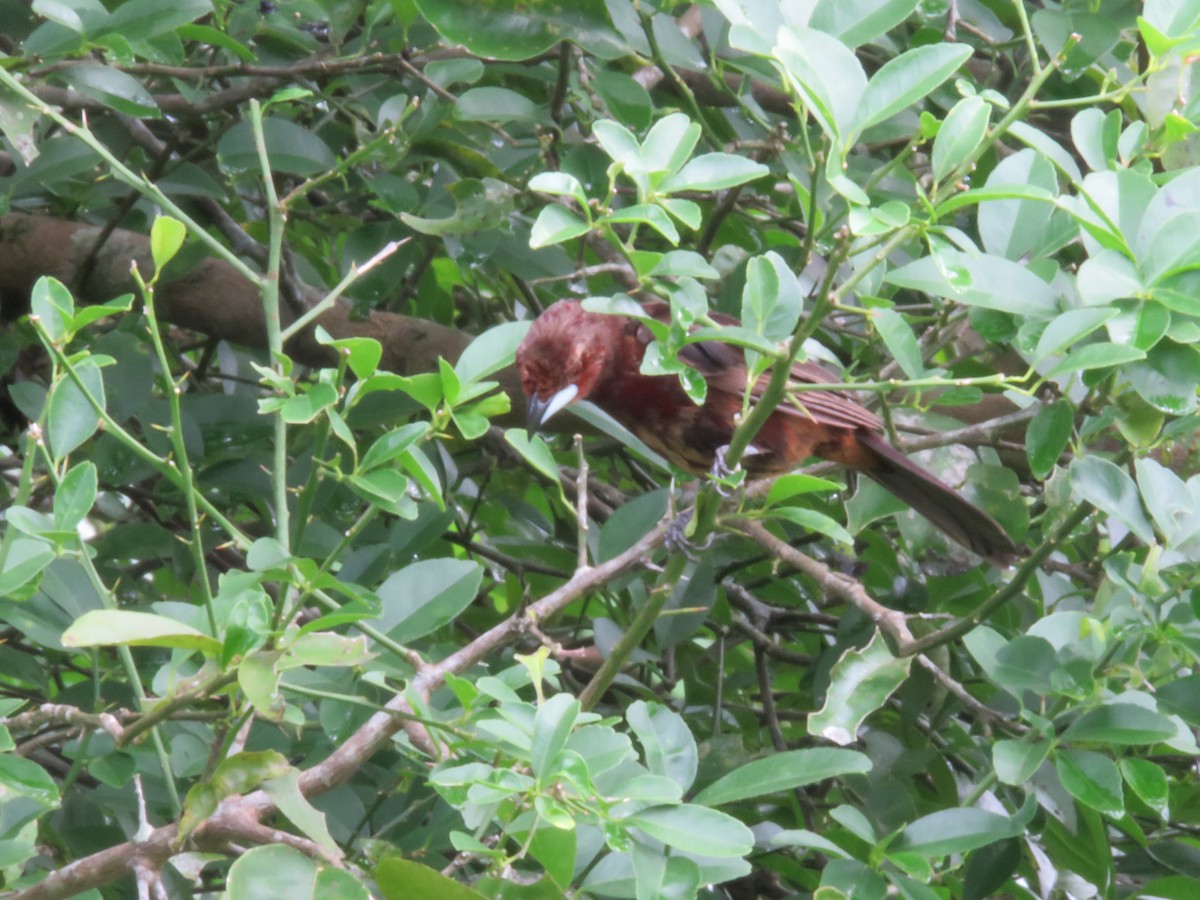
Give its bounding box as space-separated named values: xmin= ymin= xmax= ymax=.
xmin=664 ymin=480 xmax=714 ymax=557
xmin=710 ymin=444 xmax=756 ymax=500
xmin=664 ymin=506 xmax=715 ymax=557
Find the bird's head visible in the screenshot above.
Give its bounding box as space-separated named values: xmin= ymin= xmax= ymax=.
xmin=516 ymin=301 xmax=620 ymax=430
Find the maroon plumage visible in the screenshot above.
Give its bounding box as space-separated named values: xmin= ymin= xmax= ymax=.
xmin=516 ymin=300 xmax=1018 ymax=564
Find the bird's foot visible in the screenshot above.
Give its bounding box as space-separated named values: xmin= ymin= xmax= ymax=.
xmin=664 ymin=506 xmax=714 ymax=559
xmin=710 ymin=445 xmax=751 ymax=499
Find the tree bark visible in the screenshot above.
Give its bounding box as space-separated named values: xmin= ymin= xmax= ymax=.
xmin=0 ymin=213 xmax=524 ymax=403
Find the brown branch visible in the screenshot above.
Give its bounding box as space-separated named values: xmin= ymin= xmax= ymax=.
xmin=732 ymin=519 xmax=915 ymax=647
xmin=0 ymin=213 xmax=519 ymax=405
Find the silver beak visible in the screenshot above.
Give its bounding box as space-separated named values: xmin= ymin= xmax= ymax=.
xmin=526 ymin=384 xmax=579 ymax=430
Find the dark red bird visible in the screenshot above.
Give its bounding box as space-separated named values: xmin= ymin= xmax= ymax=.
xmin=516 ymin=300 xmax=1018 ymax=564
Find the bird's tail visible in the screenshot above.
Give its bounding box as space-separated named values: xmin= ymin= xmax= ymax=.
xmin=856 ymin=431 xmax=1018 ymax=565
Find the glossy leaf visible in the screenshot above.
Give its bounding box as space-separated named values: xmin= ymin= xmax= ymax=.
xmin=1070 ymin=456 xmax=1156 ymax=545
xmin=894 ymin=808 xmax=1021 ymax=857
xmin=63 ymin=64 xmax=158 ymax=117
xmin=694 ymin=748 xmax=871 ymax=806
xmin=810 ymin=630 xmax=912 ymax=745
xmin=226 ymin=844 xmax=369 ymax=900
xmin=1055 ymin=749 xmax=1124 ymax=815
xmin=61 ymin=610 xmax=222 ymax=655
xmin=1027 ymin=400 xmax=1074 ymax=479
xmin=932 ymin=96 xmax=990 ymax=184
xmin=625 ymin=804 xmax=755 ymax=857
xmin=218 ymin=118 xmax=336 ymax=177
xmin=627 ymin=701 xmax=697 ymax=792
xmin=1063 ymin=703 xmax=1178 ymax=745
xmin=413 ymin=0 xmax=621 ymax=61
xmin=854 ymin=44 xmax=972 ymax=136
xmin=376 ymin=558 xmax=484 ymax=643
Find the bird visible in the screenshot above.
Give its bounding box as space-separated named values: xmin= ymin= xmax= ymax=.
xmin=516 ymin=299 xmax=1019 ymax=564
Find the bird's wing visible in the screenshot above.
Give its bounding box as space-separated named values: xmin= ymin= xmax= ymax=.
xmin=635 ymin=302 xmax=882 ymax=432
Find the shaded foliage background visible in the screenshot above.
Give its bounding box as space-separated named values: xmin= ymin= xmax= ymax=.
xmin=1 ymin=0 xmax=1200 ymax=897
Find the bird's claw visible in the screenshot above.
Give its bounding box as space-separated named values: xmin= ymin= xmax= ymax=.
xmin=710 ymin=445 xmax=746 ymax=499
xmin=664 ymin=507 xmax=715 ymax=559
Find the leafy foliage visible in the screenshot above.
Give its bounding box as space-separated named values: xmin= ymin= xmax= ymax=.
xmin=0 ymin=0 xmax=1199 ymax=898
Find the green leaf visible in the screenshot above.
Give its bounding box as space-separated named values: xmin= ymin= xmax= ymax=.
xmin=1125 ymin=341 xmax=1200 ymax=415
xmin=809 ymin=630 xmax=911 ymax=745
xmin=528 ymin=171 xmax=588 ymax=206
xmin=54 ymin=461 xmax=96 ymax=531
xmin=660 ymin=153 xmax=768 ymax=193
xmin=661 ymin=198 xmax=702 ymax=230
xmin=315 ymin=329 xmax=382 ymax=380
xmin=603 ymin=204 xmax=680 ymax=245
xmin=1121 ymin=758 xmax=1169 ymax=818
xmin=531 ymin=693 xmax=580 ymax=780
xmin=1042 ymin=342 xmax=1146 ymax=379
xmin=279 ymin=382 xmax=338 ymax=424
xmin=261 ymin=770 xmax=340 ymax=855
xmin=625 ymin=804 xmax=755 ymax=858
xmin=773 ymin=26 xmax=865 ymax=141
xmin=992 ymin=635 xmax=1057 ymax=695
xmin=1026 ymin=400 xmax=1074 ymax=479
xmin=218 ymin=118 xmax=336 ymax=177
xmin=280 ymin=632 xmax=373 ymax=669
xmin=377 ymin=857 xmax=486 ymax=899
xmin=360 ymin=422 xmax=430 ymax=472
xmin=238 ymin=650 xmax=286 ymax=721
xmin=993 ymin=739 xmax=1051 ymax=786
xmin=848 ymin=200 xmax=911 ymax=236
xmin=1070 ymin=456 xmax=1156 ymax=545
xmin=376 ymin=558 xmax=484 ymax=643
xmin=632 ymin=846 xmax=700 ymax=900
xmin=63 ymin=64 xmax=158 ymax=117
xmin=768 ymin=505 xmax=854 ymax=545
xmin=932 ymin=96 xmax=990 ymax=185
xmin=227 ymin=844 xmax=370 ymax=900
xmin=934 ymin=184 xmax=1058 ymax=219
xmin=0 ymin=538 xmax=55 ymax=597
xmin=1032 ymin=308 xmax=1118 ymax=364
xmin=347 ymin=469 xmax=418 ymax=519
xmin=694 ymin=748 xmax=871 ymax=806
xmin=886 ymin=251 xmax=1058 ymax=318
xmin=741 ymin=251 xmax=802 ymax=345
xmin=1063 ymin=703 xmax=1178 ymax=745
xmin=593 ymin=68 xmax=651 ymax=130
xmin=894 ymin=808 xmax=1021 ymax=857
xmin=853 ymin=44 xmax=972 ymax=136
xmin=872 ymin=308 xmax=924 ymax=379
xmin=30 ymin=276 xmax=75 ymax=345
xmin=651 ymin=250 xmax=719 ymax=279
xmin=149 ymin=216 xmax=186 ymax=274
xmin=627 ymin=701 xmax=697 ymax=792
xmin=640 ymin=113 xmax=702 ymax=178
xmin=100 ymin=0 xmax=212 ymax=42
xmin=455 ymin=86 xmax=540 ymax=123
xmin=593 ymin=119 xmax=643 ymax=170
xmin=504 ymin=428 xmax=563 ymax=485
xmin=979 ymin=150 xmax=1061 ymax=261
xmin=413 ymin=0 xmax=621 ymax=61
xmin=764 ymin=473 xmax=844 ymax=506
xmin=1055 ymin=748 xmax=1124 ymax=815
xmin=0 ymin=755 xmax=60 ymax=808
xmin=4 ymin=507 xmax=63 ymax=542
xmin=811 ymin=0 xmax=919 ymax=49
xmin=1072 ymin=107 xmax=1119 ymax=173
xmin=61 ymin=610 xmax=222 ymax=655
xmin=529 ymin=205 xmax=591 ymax=248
